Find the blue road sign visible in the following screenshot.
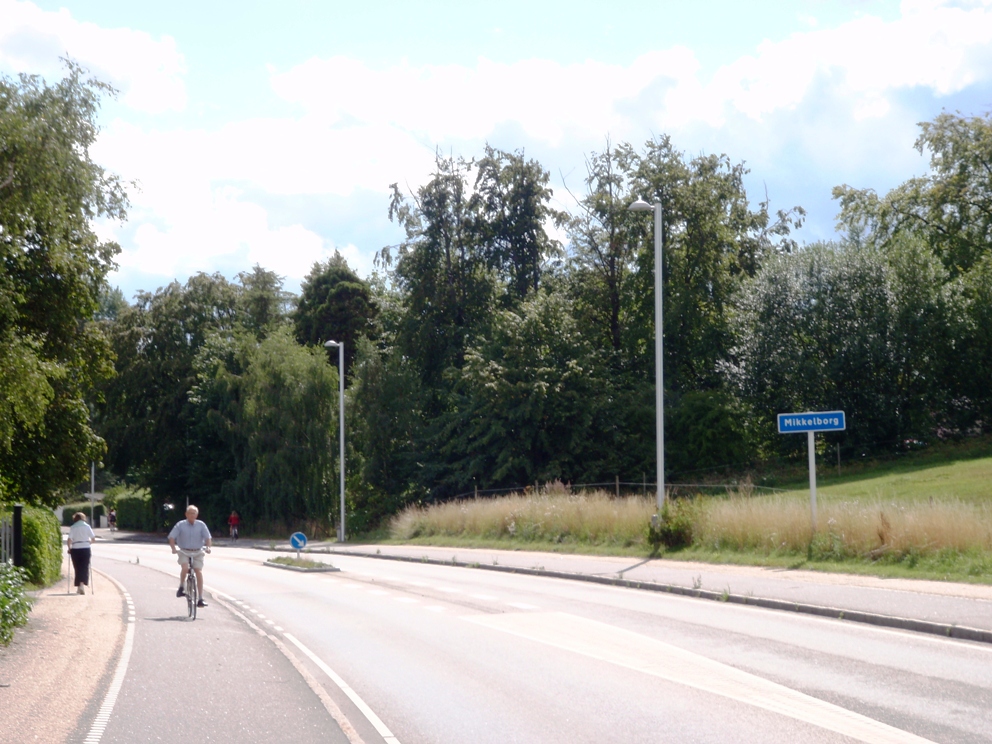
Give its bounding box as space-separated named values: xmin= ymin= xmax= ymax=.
xmin=290 ymin=532 xmax=307 ymax=550
xmin=777 ymin=411 xmax=846 ymax=434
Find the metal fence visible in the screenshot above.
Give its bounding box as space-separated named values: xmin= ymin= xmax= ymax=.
xmin=0 ymin=515 xmax=11 ymax=563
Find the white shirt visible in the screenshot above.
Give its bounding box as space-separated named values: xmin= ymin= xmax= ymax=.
xmin=68 ymin=521 xmax=95 ymax=548
xmin=168 ymin=519 xmax=212 ymax=550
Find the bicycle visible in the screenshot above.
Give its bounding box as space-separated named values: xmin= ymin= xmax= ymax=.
xmin=177 ymin=548 xmax=206 ymax=620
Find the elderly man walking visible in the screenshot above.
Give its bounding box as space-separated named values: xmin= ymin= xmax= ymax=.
xmin=168 ymin=505 xmax=212 ymax=608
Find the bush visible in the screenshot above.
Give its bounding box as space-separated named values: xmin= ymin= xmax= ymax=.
xmin=0 ymin=561 xmax=31 ymax=646
xmin=116 ymin=489 xmax=156 ymax=532
xmin=61 ymin=502 xmax=104 ymax=527
xmin=647 ymin=499 xmax=696 ymax=553
xmin=21 ymin=507 xmax=62 ymax=585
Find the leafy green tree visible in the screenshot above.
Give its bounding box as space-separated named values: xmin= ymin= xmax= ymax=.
xmin=238 ymin=265 xmax=293 ymax=339
xmin=242 ymin=326 xmax=338 ymax=530
xmin=834 ymin=111 xmax=992 ymax=275
xmin=294 ymin=253 xmax=376 ymax=371
xmin=99 ymin=273 xmax=240 ymax=500
xmin=472 ymin=145 xmax=563 ymax=302
xmin=0 ymin=64 xmax=126 ymax=506
xmin=438 ymin=292 xmax=601 ymax=493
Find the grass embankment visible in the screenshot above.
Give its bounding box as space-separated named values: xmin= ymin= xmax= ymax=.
xmin=388 ymin=441 xmax=992 ymax=582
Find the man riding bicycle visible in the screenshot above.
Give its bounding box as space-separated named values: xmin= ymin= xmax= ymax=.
xmin=168 ymin=505 xmax=212 ymax=608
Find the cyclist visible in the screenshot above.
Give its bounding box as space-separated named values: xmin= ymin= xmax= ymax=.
xmin=227 ymin=510 xmax=240 ymax=541
xmin=168 ymin=505 xmax=212 ymax=608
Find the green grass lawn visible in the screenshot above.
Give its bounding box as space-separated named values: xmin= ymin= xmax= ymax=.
xmin=776 ymin=449 xmax=992 ymax=504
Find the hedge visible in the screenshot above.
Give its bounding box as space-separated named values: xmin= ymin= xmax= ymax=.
xmin=61 ymin=502 xmax=105 ymax=527
xmin=0 ymin=560 xmax=31 ymax=646
xmin=116 ymin=490 xmax=156 ymax=532
xmin=21 ymin=507 xmax=63 ymax=585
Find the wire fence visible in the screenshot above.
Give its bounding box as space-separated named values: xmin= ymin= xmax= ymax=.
xmin=0 ymin=515 xmax=11 ymax=563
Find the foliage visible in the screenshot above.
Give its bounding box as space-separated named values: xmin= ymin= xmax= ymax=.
xmin=0 ymin=64 xmax=126 ymax=507
xmin=293 ymin=253 xmax=376 ymax=371
xmin=114 ymin=488 xmax=156 ymax=532
xmin=835 ymin=111 xmax=992 ymax=274
xmin=0 ymin=560 xmax=31 ymax=646
xmin=19 ymin=506 xmax=62 ymax=585
xmin=60 ymin=502 xmax=104 ymax=527
xmin=647 ymin=499 xmax=696 ymax=553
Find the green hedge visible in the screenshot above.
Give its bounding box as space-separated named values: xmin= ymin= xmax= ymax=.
xmin=0 ymin=561 xmax=31 ymax=646
xmin=21 ymin=507 xmax=62 ymax=585
xmin=116 ymin=489 xmax=156 ymax=532
xmin=61 ymin=502 xmax=104 ymax=527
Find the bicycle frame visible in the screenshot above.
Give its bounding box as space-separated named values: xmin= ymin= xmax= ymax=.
xmin=178 ymin=549 xmax=204 ymax=620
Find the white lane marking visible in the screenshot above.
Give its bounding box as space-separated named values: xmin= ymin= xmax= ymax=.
xmin=470 ymin=594 xmax=499 ymax=601
xmin=506 ymin=602 xmax=538 ymax=610
xmin=468 ymin=612 xmax=936 ymax=744
xmin=407 ymin=581 xmax=429 ymax=587
xmin=426 ymin=606 xmax=446 ymax=613
xmin=284 ymin=633 xmax=402 ymax=744
xmin=436 ymin=587 xmax=460 ymax=594
xmin=368 ymin=590 xmax=390 ymax=596
xmin=395 ymin=597 xmax=419 ymax=604
xmin=83 ymin=574 xmax=136 ymax=744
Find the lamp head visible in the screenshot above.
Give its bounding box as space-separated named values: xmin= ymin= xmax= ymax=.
xmin=323 ymin=340 xmax=339 ymax=349
xmin=628 ymin=198 xmax=653 ymax=212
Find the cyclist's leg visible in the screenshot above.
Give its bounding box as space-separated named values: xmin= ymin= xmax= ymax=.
xmin=177 ymin=553 xmax=190 ymax=594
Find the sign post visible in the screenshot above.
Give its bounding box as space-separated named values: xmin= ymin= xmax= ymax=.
xmin=290 ymin=531 xmax=307 ymax=561
xmin=777 ymin=411 xmax=846 ymax=531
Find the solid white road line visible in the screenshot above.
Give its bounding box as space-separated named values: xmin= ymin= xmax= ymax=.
xmin=467 ymin=611 xmax=937 ymax=744
xmin=83 ymin=572 xmax=135 ymax=744
xmin=284 ymin=633 xmax=402 ymax=744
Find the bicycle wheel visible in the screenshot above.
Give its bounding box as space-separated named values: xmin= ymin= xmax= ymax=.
xmin=186 ymin=572 xmax=197 ymax=620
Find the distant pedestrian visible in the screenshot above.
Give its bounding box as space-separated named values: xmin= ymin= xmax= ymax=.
xmin=108 ymin=508 xmax=117 ymax=532
xmin=67 ymin=512 xmax=95 ymax=595
xmin=228 ymin=510 xmax=240 ymax=541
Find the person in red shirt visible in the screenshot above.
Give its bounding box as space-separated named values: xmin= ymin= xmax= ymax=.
xmin=228 ymin=510 xmax=240 ymax=542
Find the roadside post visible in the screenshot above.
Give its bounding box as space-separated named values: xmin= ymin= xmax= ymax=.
xmin=777 ymin=411 xmax=846 ymax=530
xmin=290 ymin=531 xmax=307 ymax=561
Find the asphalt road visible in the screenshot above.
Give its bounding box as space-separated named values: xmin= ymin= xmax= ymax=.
xmin=93 ymin=542 xmax=992 ymax=743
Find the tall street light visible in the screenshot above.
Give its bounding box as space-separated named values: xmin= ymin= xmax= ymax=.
xmin=628 ymin=197 xmax=665 ymax=512
xmin=323 ymin=340 xmax=346 ymax=542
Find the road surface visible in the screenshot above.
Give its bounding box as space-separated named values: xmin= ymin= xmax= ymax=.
xmin=92 ymin=541 xmax=992 ymax=743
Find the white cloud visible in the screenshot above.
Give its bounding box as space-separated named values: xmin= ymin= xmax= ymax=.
xmin=0 ymin=0 xmax=186 ymax=113
xmin=56 ymin=0 xmax=992 ymax=294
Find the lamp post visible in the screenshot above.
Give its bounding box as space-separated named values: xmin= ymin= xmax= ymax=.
xmin=323 ymin=340 xmax=346 ymax=542
xmin=629 ymin=197 xmax=665 ymax=512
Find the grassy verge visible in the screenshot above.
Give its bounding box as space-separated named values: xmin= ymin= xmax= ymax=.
xmin=387 ymin=451 xmax=992 ymax=583
xmin=267 ymin=555 xmax=332 ymax=569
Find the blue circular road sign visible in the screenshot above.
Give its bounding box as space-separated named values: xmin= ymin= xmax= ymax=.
xmin=290 ymin=531 xmax=307 ymax=550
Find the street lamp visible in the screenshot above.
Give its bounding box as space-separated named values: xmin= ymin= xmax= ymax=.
xmin=629 ymin=197 xmax=665 ymax=512
xmin=323 ymin=339 xmax=346 ymax=542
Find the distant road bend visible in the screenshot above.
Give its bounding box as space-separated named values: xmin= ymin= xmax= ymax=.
xmin=95 ymin=543 xmax=992 ymax=744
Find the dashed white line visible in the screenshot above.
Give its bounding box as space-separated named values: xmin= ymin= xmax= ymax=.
xmin=83 ymin=573 xmax=135 ymax=743
xmin=507 ymin=602 xmax=539 ymax=610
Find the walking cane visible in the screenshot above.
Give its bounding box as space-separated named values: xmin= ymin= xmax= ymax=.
xmin=66 ymin=544 xmax=71 ymax=594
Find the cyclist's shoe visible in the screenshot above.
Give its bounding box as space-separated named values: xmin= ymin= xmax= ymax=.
xmin=176 ymin=586 xmax=185 ymax=597
xmin=196 ymin=599 xmax=207 ymax=608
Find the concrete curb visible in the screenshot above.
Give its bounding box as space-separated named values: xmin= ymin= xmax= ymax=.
xmin=318 ymin=548 xmax=992 ymax=646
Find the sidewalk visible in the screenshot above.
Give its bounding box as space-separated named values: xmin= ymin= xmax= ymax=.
xmin=297 ymin=542 xmax=992 ymax=643
xmin=0 ymin=564 xmax=125 ymax=744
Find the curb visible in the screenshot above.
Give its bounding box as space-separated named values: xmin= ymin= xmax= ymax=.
xmin=323 ymin=548 xmax=992 ymax=646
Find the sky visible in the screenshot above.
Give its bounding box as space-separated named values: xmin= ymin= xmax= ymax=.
xmin=2 ymin=0 xmax=992 ymax=300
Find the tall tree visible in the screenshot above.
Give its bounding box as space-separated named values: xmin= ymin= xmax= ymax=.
xmin=294 ymin=253 xmax=376 ymax=371
xmin=237 ymin=265 xmax=292 ymax=339
xmin=834 ymin=111 xmax=992 ymax=275
xmin=0 ymin=64 xmax=126 ymax=506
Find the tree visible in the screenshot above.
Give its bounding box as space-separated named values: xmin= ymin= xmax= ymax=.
xmin=834 ymin=111 xmax=992 ymax=275
xmin=238 ymin=265 xmax=293 ymax=339
xmin=294 ymin=253 xmax=376 ymax=371
xmin=0 ymin=64 xmax=126 ymax=506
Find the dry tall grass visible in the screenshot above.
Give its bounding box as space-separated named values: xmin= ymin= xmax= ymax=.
xmin=390 ymin=482 xmax=992 ymax=559
xmin=389 ymin=481 xmax=654 ymax=547
xmin=696 ymin=496 xmax=992 ymax=557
